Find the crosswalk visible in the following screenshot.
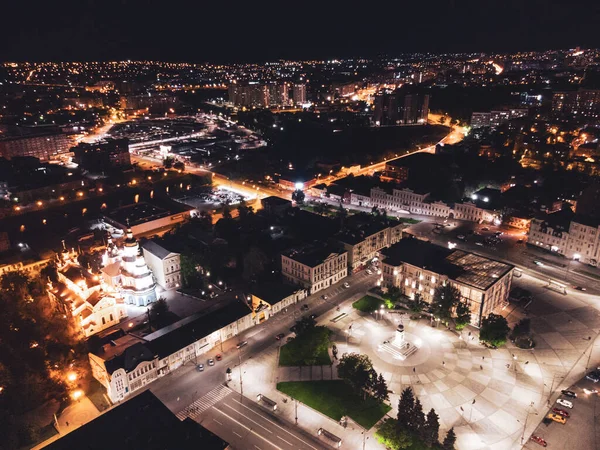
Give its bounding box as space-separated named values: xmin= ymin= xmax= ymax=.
xmin=176 ymin=385 xmax=232 ymax=420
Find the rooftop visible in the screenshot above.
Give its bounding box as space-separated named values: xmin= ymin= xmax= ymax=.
xmin=141 ymin=240 xmax=178 ymax=260
xmin=43 ymin=390 xmax=228 ymax=450
xmin=381 ymin=239 xmax=513 ymax=291
xmin=252 ymin=282 xmax=302 ymax=305
xmin=283 ymin=245 xmax=346 ymax=267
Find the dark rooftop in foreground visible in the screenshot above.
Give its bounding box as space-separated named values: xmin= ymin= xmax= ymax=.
xmin=44 ymin=390 xmax=228 ymax=450
xmin=252 ymin=282 xmax=302 ymax=305
xmin=381 ymin=238 xmax=513 ymax=291
xmin=283 ymin=245 xmax=346 ymax=267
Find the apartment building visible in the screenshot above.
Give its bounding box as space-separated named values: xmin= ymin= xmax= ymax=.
xmin=281 ymin=246 xmax=348 ymax=294
xmin=142 ymin=240 xmax=182 ymax=290
xmin=380 ymin=239 xmax=514 ymax=326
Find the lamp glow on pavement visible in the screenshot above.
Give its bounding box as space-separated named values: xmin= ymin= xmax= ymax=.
xmin=71 ymin=390 xmax=83 ymax=400
xmin=67 ymin=372 xmax=77 ymax=382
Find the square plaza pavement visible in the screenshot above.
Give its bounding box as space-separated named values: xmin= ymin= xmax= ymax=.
xmin=231 ymin=273 xmax=600 ymax=450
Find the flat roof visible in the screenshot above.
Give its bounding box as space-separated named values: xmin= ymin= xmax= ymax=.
xmin=283 ymin=245 xmax=345 ymax=267
xmin=381 ymin=239 xmax=513 ymax=291
xmin=252 ymin=282 xmax=302 ymax=305
xmin=43 ymin=391 xmax=228 ymax=450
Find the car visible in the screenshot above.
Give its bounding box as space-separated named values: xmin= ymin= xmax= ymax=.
xmin=561 ymin=389 xmax=577 ymax=398
xmin=275 ymin=333 xmax=285 ymax=340
xmin=517 ymin=239 xmax=524 ymax=244
xmin=343 ymin=282 xmax=350 ymax=288
xmin=236 ymin=341 xmax=248 ymax=349
xmin=215 ymin=354 xmax=222 ymax=361
xmin=457 ymin=234 xmax=466 ymax=240
xmin=196 ymin=364 xmax=204 ymax=372
xmin=583 ymin=388 xmax=598 ymax=395
xmin=301 ymin=304 xmax=309 ymax=311
xmin=366 ymin=269 xmax=372 ymax=275
xmin=322 ymin=294 xmax=329 ymax=300
xmin=310 ymin=313 xmax=318 ymax=319
xmin=530 ymin=435 xmax=548 ymax=447
xmin=556 ymin=398 xmax=573 ymax=408
xmin=573 ymin=285 xmax=587 ymax=291
xmin=481 ymin=227 xmax=489 ymax=231
xmin=586 ymin=371 xmax=600 ymax=382
xmin=546 ymin=413 xmax=567 ymax=424
xmin=494 ymin=231 xmax=504 ymax=236
xmin=475 ymin=242 xmax=484 ymax=246
xmin=207 ymin=358 xmax=215 ymax=366
xmin=552 ymin=407 xmax=570 ymax=418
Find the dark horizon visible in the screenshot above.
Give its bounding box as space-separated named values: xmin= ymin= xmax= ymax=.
xmin=3 ymin=0 xmax=600 ymax=63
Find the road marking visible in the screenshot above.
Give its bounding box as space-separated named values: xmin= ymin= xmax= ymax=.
xmin=254 ymin=446 xmax=262 ymax=450
xmin=213 ymin=406 xmax=283 ymax=450
xmin=277 ymin=436 xmax=293 ymax=446
xmin=234 ymin=431 xmax=242 ymax=438
xmin=176 ymin=385 xmax=232 ymax=420
xmin=213 ymin=419 xmax=223 ymax=425
xmin=223 ymin=403 xmax=273 ymax=433
xmin=229 ymin=397 xmax=319 ymax=450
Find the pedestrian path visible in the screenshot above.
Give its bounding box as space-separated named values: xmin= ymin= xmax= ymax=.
xmin=176 ymin=385 xmax=231 ymax=420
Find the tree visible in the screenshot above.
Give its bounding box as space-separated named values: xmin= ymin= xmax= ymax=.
xmin=237 ymin=200 xmax=254 ymax=222
xmin=173 ymin=161 xmax=185 ymax=171
xmin=432 ymin=284 xmax=460 ymax=322
xmin=479 ymin=313 xmax=510 ymax=348
xmin=40 ymin=263 xmax=59 ymax=283
xmin=373 ymin=372 xmax=389 ymax=402
xmin=222 ymin=204 xmax=232 ymax=219
xmin=442 ymin=427 xmax=457 ymax=450
xmin=375 ymin=419 xmax=412 ymax=450
xmin=293 ymin=316 xmax=316 ymax=335
xmin=163 ymin=156 xmax=174 ymax=168
xmin=337 ymin=353 xmax=374 ymax=395
xmin=397 ymin=387 xmax=416 ymax=430
xmin=409 ymin=292 xmax=427 ymax=314
xmin=511 ymin=318 xmax=531 ymax=338
xmin=423 ymin=408 xmax=440 ymax=447
xmin=180 ymin=253 xmax=202 ymax=288
xmin=371 ymin=205 xmax=379 ymax=215
xmin=150 ymin=297 xmax=170 ymax=329
xmin=413 ymin=398 xmax=426 ymax=434
xmin=454 ymin=301 xmax=471 ymax=330
xmin=242 ymin=247 xmax=268 ymax=281
xmin=292 ymin=189 xmax=305 ymax=204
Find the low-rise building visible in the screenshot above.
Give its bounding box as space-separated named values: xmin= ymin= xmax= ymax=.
xmin=527 ymin=209 xmax=573 ymax=256
xmin=251 ymin=282 xmax=307 ymax=322
xmin=142 ymin=240 xmax=181 ymax=290
xmin=380 ymin=239 xmax=514 ymax=326
xmin=281 ymin=245 xmax=348 ymax=294
xmin=565 ymin=216 xmax=600 ymax=264
xmin=335 ymin=216 xmax=405 ymax=272
xmin=89 ymin=298 xmax=254 ymax=402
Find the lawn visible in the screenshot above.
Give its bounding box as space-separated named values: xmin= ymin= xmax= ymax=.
xmin=277 ymin=380 xmax=391 ymax=429
xmin=353 ymin=295 xmax=387 ymax=313
xmin=279 ymin=326 xmax=332 ymax=366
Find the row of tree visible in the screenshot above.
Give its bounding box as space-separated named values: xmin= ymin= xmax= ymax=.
xmin=376 ymin=387 xmax=456 ymax=450
xmin=337 ymin=353 xmax=389 ymax=403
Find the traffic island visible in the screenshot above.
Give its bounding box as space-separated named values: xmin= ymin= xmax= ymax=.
xmin=277 ymin=380 xmax=391 ymax=429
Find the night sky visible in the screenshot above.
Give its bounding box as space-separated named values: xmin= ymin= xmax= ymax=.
xmin=3 ymin=0 xmax=600 ymax=62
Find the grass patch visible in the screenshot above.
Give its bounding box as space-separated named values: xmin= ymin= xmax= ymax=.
xmin=399 ymin=218 xmax=421 ymax=225
xmin=278 ymin=380 xmax=391 ymax=429
xmin=352 ymin=295 xmax=391 ymax=313
xmin=279 ymin=327 xmax=332 ymax=366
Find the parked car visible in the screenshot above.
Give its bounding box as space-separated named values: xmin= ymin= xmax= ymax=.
xmin=552 ymin=407 xmax=570 ymax=418
xmin=343 ymin=282 xmax=350 ymax=288
xmin=457 ymin=234 xmax=466 ymax=240
xmin=215 ymin=354 xmax=222 ymax=361
xmin=301 ymin=304 xmax=309 ymax=311
xmin=196 ymin=364 xmax=204 ymax=372
xmin=573 ymin=285 xmax=587 ymax=291
xmin=275 ymin=333 xmax=285 ymax=340
xmin=322 ymin=294 xmax=329 ymax=300
xmin=481 ymin=227 xmax=489 ymax=231
xmin=516 ymin=239 xmax=524 ymax=244
xmin=546 ymin=413 xmax=567 ymax=424
xmin=530 ymin=435 xmax=548 ymax=447
xmin=586 ymin=370 xmax=600 ymax=382
xmin=310 ymin=313 xmax=318 ymax=319
xmin=366 ymin=269 xmax=373 ymax=275
xmin=236 ymin=341 xmax=248 ymax=349
xmin=475 ymin=242 xmax=484 ymax=246
xmin=207 ymin=358 xmax=215 ymax=366
xmin=556 ymin=398 xmax=573 ymax=409
xmin=561 ymin=389 xmax=577 ymax=398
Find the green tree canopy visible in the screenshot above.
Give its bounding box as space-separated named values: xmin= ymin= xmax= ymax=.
xmin=432 ymin=284 xmax=461 ymax=322
xmin=150 ymin=297 xmax=170 ymax=329
xmin=454 ymin=301 xmax=471 ymax=330
xmin=480 ymin=313 xmax=510 ymax=348
xmin=442 ymin=427 xmax=457 ymax=450
xmin=337 ymin=353 xmax=375 ymax=394
xmin=423 ymin=408 xmax=440 ymax=447
xmin=375 ymin=419 xmax=412 ymax=450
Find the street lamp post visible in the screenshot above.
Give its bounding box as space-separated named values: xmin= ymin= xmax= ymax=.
xmin=513 ymin=354 xmax=517 ymax=373
xmin=237 ymin=347 xmax=244 ymax=403
xmin=520 ymin=401 xmax=536 ymax=445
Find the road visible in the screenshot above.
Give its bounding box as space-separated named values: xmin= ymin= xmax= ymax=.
xmin=145 ymin=271 xmax=377 ymax=448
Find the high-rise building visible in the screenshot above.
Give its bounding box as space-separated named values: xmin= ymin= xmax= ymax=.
xmin=373 ymin=89 xmax=429 ymax=126
xmin=0 ymin=132 xmax=73 ymax=161
xmin=471 ymin=112 xmax=491 ymax=128
xmin=72 ymin=138 xmax=131 ymax=172
xmin=229 ymin=82 xmax=293 ymax=108
xmin=552 ymin=89 xmax=600 ymax=120
xmin=292 ymin=83 xmax=307 ymax=105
